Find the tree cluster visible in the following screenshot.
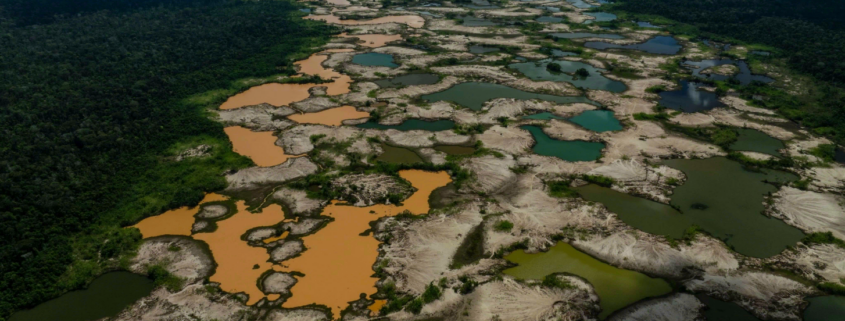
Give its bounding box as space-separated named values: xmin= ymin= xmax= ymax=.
xmin=0 ymin=0 xmax=333 ymax=317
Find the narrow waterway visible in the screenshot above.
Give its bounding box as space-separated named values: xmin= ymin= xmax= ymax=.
xmin=522 ymin=125 xmax=605 ymax=161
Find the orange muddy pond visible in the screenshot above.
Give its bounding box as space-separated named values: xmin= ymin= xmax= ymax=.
xmin=294 ymin=53 xmax=352 ymax=96
xmin=287 ymin=106 xmax=370 ymax=126
xmin=224 ymin=126 xmax=298 ymax=167
xmin=280 ymin=170 xmax=451 ymax=316
xmin=135 ymin=196 xmax=291 ymax=305
xmin=194 ymin=202 xmax=289 ymax=305
xmin=219 ymin=51 xmax=352 ymax=110
xmin=305 ymin=14 xmax=425 ymax=29
xmin=340 ymin=33 xmax=403 ymax=48
xmin=218 ymin=82 xmax=314 ymax=110
xmin=132 ymin=193 xmax=227 ymax=238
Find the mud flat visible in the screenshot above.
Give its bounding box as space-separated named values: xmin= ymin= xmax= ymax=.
xmin=279 ymin=170 xmax=451 ymax=316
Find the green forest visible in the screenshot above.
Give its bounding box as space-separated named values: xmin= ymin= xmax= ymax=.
xmin=0 ymin=0 xmax=334 ymax=318
xmin=610 ymin=0 xmax=845 ymax=144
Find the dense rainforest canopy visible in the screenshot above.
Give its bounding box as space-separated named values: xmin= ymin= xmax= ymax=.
xmin=0 ymin=0 xmax=334 ymax=318
xmin=613 ymin=0 xmax=845 ymax=143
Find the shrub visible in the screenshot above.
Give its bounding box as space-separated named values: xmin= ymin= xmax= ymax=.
xmin=547 ymin=180 xmax=578 ymax=198
xmin=494 ymin=220 xmax=514 ymax=232
xmin=582 ymin=174 xmax=615 ymax=187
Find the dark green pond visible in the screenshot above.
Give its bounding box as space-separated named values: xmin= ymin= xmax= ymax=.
xmin=469 ymin=45 xmax=500 ymax=54
xmin=504 ymin=242 xmax=671 ymax=319
xmin=804 ymin=296 xmax=845 ymax=321
xmin=730 ymin=128 xmax=784 ymax=156
xmin=662 ymin=157 xmax=803 ymax=258
xmin=683 ymin=59 xmax=774 ymax=85
xmin=462 ymin=16 xmax=498 ymax=26
xmin=576 ymin=184 xmax=690 ymax=239
xmin=569 ymin=110 xmax=623 ymax=132
xmin=351 ymin=52 xmax=398 ymax=68
xmin=658 ymin=81 xmax=725 ymax=113
xmin=357 ymin=119 xmax=455 ymax=131
xmin=551 ymin=49 xmax=579 ymax=57
xmin=566 ymin=0 xmax=596 ymax=9
xmin=434 ymin=145 xmax=477 ymax=155
xmin=578 ymin=157 xmax=803 ymax=257
xmin=9 ymin=272 xmax=154 ymax=321
xmin=509 ymin=59 xmax=628 ymax=92
xmin=584 ymin=12 xmax=617 ymax=23
xmin=637 ymin=21 xmax=660 ymax=28
xmin=524 ymin=110 xmax=622 ymax=132
xmin=585 ymin=36 xmax=681 ymax=55
xmin=550 ymin=32 xmax=624 ymax=39
xmin=536 ymin=16 xmax=565 ymax=23
xmin=521 ymin=125 xmax=605 ymax=161
xmin=536 ymin=6 xmax=562 ymax=12
xmin=698 ymin=295 xmax=760 ymax=321
xmin=374 ymin=73 xmax=439 ymax=88
xmin=421 ymin=82 xmax=596 ymax=111
xmin=376 ymin=143 xmax=423 ymax=164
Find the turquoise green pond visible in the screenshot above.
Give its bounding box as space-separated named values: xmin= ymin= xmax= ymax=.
xmin=9 ymin=272 xmax=154 ymax=321
xmin=576 ymin=184 xmax=690 ymax=239
xmin=730 ymin=128 xmax=784 ymax=156
xmin=504 ymin=242 xmax=672 ymax=319
xmin=509 ymin=59 xmax=627 ymax=92
xmin=351 ymin=52 xmax=398 ymax=68
xmin=804 ymin=296 xmax=845 ymax=321
xmin=521 ymin=125 xmax=604 ymax=161
xmin=421 ymin=82 xmax=596 ymax=111
xmin=662 ymin=157 xmax=803 ymax=258
xmin=356 ymin=119 xmax=455 ymax=131
xmin=569 ymin=110 xmax=622 ymax=132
